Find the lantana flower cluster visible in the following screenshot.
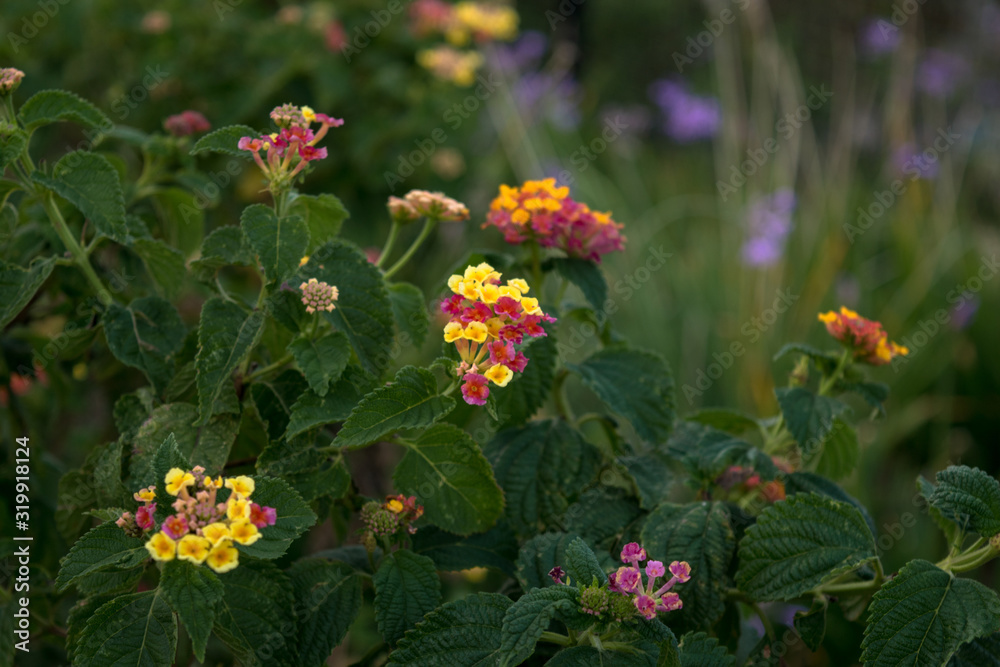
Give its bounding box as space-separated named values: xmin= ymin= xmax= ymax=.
xmin=716 ymin=456 xmax=793 ymax=504
xmin=818 ymin=306 xmax=909 ymax=366
xmin=238 ymin=104 xmax=343 ymax=186
xmin=163 ymin=110 xmax=211 ymax=137
xmin=360 ymin=494 xmax=425 ymax=550
xmin=485 ymin=179 xmax=626 ymax=261
xmin=118 ymin=468 xmax=276 ymax=574
xmin=441 ymin=263 xmax=554 ymax=405
xmin=387 ymin=189 xmax=470 ymax=223
xmin=300 ymin=278 xmax=339 ymax=313
xmin=0 ymin=67 xmax=25 ymax=95
xmin=550 ymin=542 xmax=691 ymax=621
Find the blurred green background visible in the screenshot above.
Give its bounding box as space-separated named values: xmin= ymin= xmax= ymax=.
xmin=2 ymin=0 xmax=999 ymax=664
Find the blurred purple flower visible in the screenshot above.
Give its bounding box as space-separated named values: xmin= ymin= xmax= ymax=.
xmin=514 ymin=72 xmax=581 ymax=130
xmin=741 ymin=189 xmax=796 ymax=267
xmin=916 ymin=50 xmax=968 ymax=98
xmin=860 ymin=18 xmax=901 ymax=57
xmin=893 ymin=143 xmax=939 ymax=179
xmin=950 ymin=296 xmax=979 ymax=330
xmin=836 ymin=273 xmax=861 ymax=306
xmin=493 ymin=30 xmax=547 ymax=71
xmin=649 ymin=79 xmax=721 ymax=143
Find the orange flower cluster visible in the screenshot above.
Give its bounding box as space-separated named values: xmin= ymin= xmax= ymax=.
xmin=818 ymin=306 xmax=908 ymax=366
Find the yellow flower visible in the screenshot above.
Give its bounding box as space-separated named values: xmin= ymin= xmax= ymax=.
xmin=511 ymin=209 xmax=530 ymax=225
xmin=444 ymin=321 xmax=464 ymax=343
xmin=301 ymin=105 xmax=316 ymax=122
xmin=447 ymin=274 xmax=464 ymax=293
xmin=520 ymin=297 xmax=541 ymax=315
xmin=136 ymin=489 xmax=156 ymax=503
xmin=209 ymin=476 xmax=224 ymax=489
xmin=145 ymin=531 xmax=177 ymax=562
xmin=387 ymin=499 xmax=404 ymax=513
xmin=299 ymin=255 xmax=310 ymax=267
xmin=164 ymin=468 xmax=195 ymax=496
xmin=227 ymin=497 xmax=251 ymax=521
xmin=206 ymin=540 xmax=240 ymax=574
xmin=485 ymin=317 xmax=504 ymax=338
xmin=464 ymin=322 xmax=489 ymax=343
xmin=230 ymin=519 xmax=261 ymax=546
xmin=225 ymin=475 xmax=255 ymax=498
xmin=478 ymin=283 xmax=500 ymax=304
xmin=459 ymin=281 xmax=480 ymax=301
xmin=202 ymin=522 xmax=231 ymax=546
xmin=507 ymin=278 xmax=529 ymax=294
xmin=484 ymin=364 xmax=513 ymax=387
xmin=498 ymin=286 xmax=522 ymax=301
xmin=177 ymin=535 xmax=211 ymax=565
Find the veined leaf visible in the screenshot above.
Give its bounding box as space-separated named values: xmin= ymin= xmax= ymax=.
xmin=499 ymin=585 xmax=579 ymax=667
xmin=862 ymin=559 xmax=1000 ymax=666
xmin=285 ymin=366 xmax=378 ymax=439
xmin=190 ymin=225 xmax=253 ymax=282
xmin=387 ymin=592 xmax=512 ymax=667
xmin=130 ymin=402 xmax=239 ymax=477
xmin=195 ymin=297 xmax=265 ymax=424
xmin=133 ymin=238 xmax=186 ymax=298
xmin=241 ymin=203 xmax=309 ymax=284
xmin=103 ymin=296 xmax=185 ymax=393
xmin=949 ymin=633 xmax=1000 ymax=666
xmin=678 ymin=632 xmax=735 ymax=667
xmin=774 ymin=387 xmax=850 ymax=457
xmin=736 ymin=493 xmax=877 ymax=601
xmin=19 ymin=89 xmax=111 ymax=131
xmin=333 ymin=366 xmax=455 ymax=449
xmin=488 ymin=328 xmax=558 ymax=430
xmin=388 ymin=281 xmax=430 ymax=348
xmin=548 ymin=257 xmax=608 ymax=311
xmin=33 ymin=151 xmax=129 ymax=244
xmin=190 ymin=124 xmax=257 ymax=158
xmin=563 ymin=537 xmax=608 ymax=586
xmin=928 ymin=465 xmax=1000 ymax=537
xmin=159 ymin=560 xmax=224 ymax=662
xmin=289 ymin=559 xmax=362 ymax=667
xmin=55 ymin=523 xmax=147 ymax=592
xmin=805 ymin=417 xmax=859 ymax=480
xmin=288 ymin=330 xmax=350 ymax=397
xmin=289 ymin=192 xmax=349 ymax=253
xmin=567 ymin=347 xmax=675 ymax=443
xmin=74 ymin=591 xmax=176 ymax=667
xmin=0 ymin=257 xmax=55 ymax=329
xmin=667 ymin=421 xmax=776 ymax=485
xmin=213 ymin=560 xmax=298 ymax=667
xmin=374 ymin=550 xmax=442 ymax=646
xmin=235 ymin=476 xmax=316 ymax=559
xmin=515 ymin=532 xmax=589 ymax=591
xmin=412 ymin=524 xmax=519 ymax=576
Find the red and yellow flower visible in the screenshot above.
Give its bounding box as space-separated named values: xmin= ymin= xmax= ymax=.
xmin=818 ymin=306 xmax=908 ymax=366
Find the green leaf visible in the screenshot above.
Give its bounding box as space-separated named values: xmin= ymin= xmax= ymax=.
xmin=805 ymin=417 xmax=859 ymax=479
xmin=564 ymin=537 xmax=608 ymax=586
xmin=251 ymin=369 xmax=308 ymax=439
xmin=620 ymin=452 xmax=674 ymax=509
xmin=0 ymin=257 xmax=55 ymax=329
xmin=412 ymin=524 xmax=519 ymax=576
xmin=130 ymin=403 xmax=239 ymax=477
xmin=773 ymin=343 xmax=840 ymax=372
xmin=257 ymin=438 xmax=350 ymax=502
xmin=33 ymin=151 xmax=129 ymax=244
xmin=394 ymin=423 xmax=504 ymax=535
xmin=668 ymin=421 xmax=776 ymax=485
xmin=195 ymin=297 xmax=265 ymax=423
xmin=841 ymin=380 xmax=890 ymax=416
xmin=548 ymin=645 xmax=660 ymax=666
xmin=289 ymin=331 xmax=351 ymax=396
xmin=190 ymin=124 xmax=257 ymax=158
xmin=388 ymin=592 xmax=512 ymax=666
xmin=159 ymin=560 xmax=224 ymax=662
xmin=190 ymin=225 xmax=253 ymax=281
xmin=928 ymin=465 xmax=1000 ymax=537
xmin=213 ymin=560 xmax=298 ymax=667
xmin=307 ymin=241 xmax=396 ymax=375
xmin=18 ymin=89 xmax=111 ymax=131
xmin=388 ymin=281 xmax=430 ymax=348
xmin=74 ymin=591 xmax=176 ymax=667
xmin=516 ymin=532 xmax=589 ymax=590
xmin=862 ymin=559 xmax=1000 ymax=666
xmin=289 ymin=192 xmax=349 ymax=254
xmin=374 ymin=550 xmax=443 ymax=646
xmin=793 ymin=598 xmax=828 ymax=652
xmin=289 ymin=559 xmax=362 ymax=667
xmin=333 ymin=366 xmax=455 ymax=449
xmin=55 ymin=522 xmax=147 ymax=592
xmin=143 ymin=434 xmax=193 ymax=522
xmin=151 ymin=188 xmax=203 ymax=257
xmin=548 ymin=257 xmax=608 ymax=310
xmin=687 ymin=409 xmax=760 ymax=435
xmin=641 ymin=502 xmax=734 ymax=632
xmin=1 ymin=130 xmax=27 ymax=172
xmin=489 ymin=328 xmax=558 ymax=430
xmin=133 ymin=238 xmax=186 ymax=298
xmin=241 ymin=203 xmax=309 ymax=284
xmin=285 ymin=366 xmax=378 ymax=439
xmin=678 ymin=632 xmax=735 ymax=667
xmin=784 ymin=472 xmax=877 ymax=537
xmin=774 ymin=387 xmax=850 ymax=456
xmin=564 ymin=488 xmax=643 ymax=551
xmin=736 ymin=493 xmax=877 ymax=601
xmin=103 ymin=296 xmax=185 ymax=393
xmin=236 ymin=476 xmax=316 ymax=559
xmin=499 ymin=585 xmax=579 ymax=667
xmin=487 ymin=419 xmax=602 ymax=536
xmin=568 ymin=347 xmax=675 ymax=443
xmin=918 ymin=476 xmax=964 ymax=544
xmin=949 ymin=633 xmax=1000 ymax=666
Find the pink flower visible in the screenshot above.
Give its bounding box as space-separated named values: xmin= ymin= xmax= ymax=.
xmin=646 ymin=560 xmax=665 ymax=579
xmin=238 ymin=136 xmax=266 ymax=152
xmin=314 ymin=113 xmax=344 ymax=127
xmin=461 ymin=372 xmax=490 ymax=406
xmin=657 ymin=592 xmax=683 ymax=612
xmin=250 ymin=503 xmax=277 ymax=528
xmin=493 ymin=296 xmax=521 ymax=319
xmin=634 ymin=594 xmax=658 ymax=620
xmin=614 ymin=566 xmax=641 ymax=593
xmin=549 ymin=566 xmax=566 ymax=584
xmin=488 ymin=341 xmax=516 ymax=366
xmin=135 ymin=504 xmax=156 ymax=530
xmin=162 ymin=514 xmax=188 ymax=540
xmin=669 ymin=561 xmax=692 ymax=583
xmin=298 ymin=145 xmax=328 ymax=162
xmin=620 ymin=542 xmax=647 ymax=564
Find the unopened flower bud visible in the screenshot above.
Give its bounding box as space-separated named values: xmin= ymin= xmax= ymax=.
xmin=0 ymin=68 xmax=25 ymax=96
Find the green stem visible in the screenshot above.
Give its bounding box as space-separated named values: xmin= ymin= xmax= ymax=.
xmin=375 ymin=220 xmax=402 ymax=268
xmin=941 ymin=543 xmax=998 ymax=573
xmin=539 ymin=631 xmax=571 ymax=647
xmin=818 ymin=349 xmax=851 ymax=396
xmin=41 ymin=196 xmax=112 ymax=306
xmin=246 ymin=353 xmax=294 ymax=382
xmin=817 ymin=579 xmax=880 ymax=595
xmin=383 ymin=217 xmax=437 ymax=279
xmin=552 ymin=368 xmax=573 ymax=422
xmin=727 ymin=589 xmax=775 ymax=641
xmin=441 ymin=380 xmax=459 ymax=397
